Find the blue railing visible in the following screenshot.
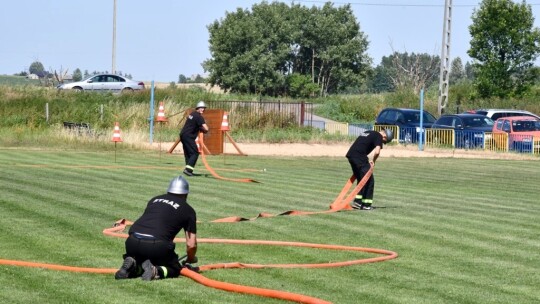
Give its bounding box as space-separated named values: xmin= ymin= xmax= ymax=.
xmin=306 ymin=120 xmax=538 ymax=155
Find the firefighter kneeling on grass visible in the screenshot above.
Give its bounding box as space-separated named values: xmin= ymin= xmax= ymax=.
xmin=115 ymin=176 xmax=199 ymax=280
xmin=346 ymin=129 xmax=393 ymax=210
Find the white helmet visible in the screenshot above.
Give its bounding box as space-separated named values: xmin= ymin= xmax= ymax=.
xmin=195 ymin=101 xmax=207 ymax=109
xmin=167 ymin=176 xmax=189 ymax=194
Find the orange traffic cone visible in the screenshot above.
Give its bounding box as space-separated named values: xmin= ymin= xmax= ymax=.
xmin=220 ymin=112 xmax=230 ymax=131
xmin=156 ymin=102 xmax=167 ymax=122
xmin=112 ymin=122 xmax=122 ymax=142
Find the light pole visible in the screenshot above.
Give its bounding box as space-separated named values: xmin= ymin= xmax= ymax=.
xmin=438 ymin=0 xmax=452 ymax=115
xmin=112 ymin=0 xmax=117 ymax=74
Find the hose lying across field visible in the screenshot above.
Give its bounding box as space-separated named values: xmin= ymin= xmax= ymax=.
xmin=0 ymin=165 xmax=398 ymax=303
xmin=198 ymin=133 xmax=259 ymax=183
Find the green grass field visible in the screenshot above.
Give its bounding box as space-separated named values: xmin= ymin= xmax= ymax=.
xmin=0 ymin=148 xmax=539 ymax=304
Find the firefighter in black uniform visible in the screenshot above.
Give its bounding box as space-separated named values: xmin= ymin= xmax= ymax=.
xmin=180 ymin=101 xmax=209 ymax=176
xmin=346 ymin=129 xmax=393 ymax=210
xmin=115 ymin=176 xmax=198 ymax=280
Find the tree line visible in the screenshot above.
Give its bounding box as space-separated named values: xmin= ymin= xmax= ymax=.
xmin=12 ymin=0 xmax=540 ymax=100
xmin=202 ymin=0 xmax=540 ymax=99
xmin=203 ymin=2 xmax=370 ymax=97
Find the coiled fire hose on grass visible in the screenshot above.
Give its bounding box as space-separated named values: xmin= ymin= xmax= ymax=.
xmin=0 ymin=163 xmax=398 ymax=303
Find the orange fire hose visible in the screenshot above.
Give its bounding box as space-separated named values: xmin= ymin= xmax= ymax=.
xmin=180 ymin=269 xmax=331 ymax=304
xmin=0 ymin=165 xmax=395 ymax=303
xmin=0 ymin=215 xmax=396 ymax=304
xmin=0 ymin=259 xmax=116 ymax=274
xmin=105 ymin=219 xmax=396 ymax=304
xmin=209 ymin=164 xmax=374 ymax=223
xmin=198 ymin=133 xmax=258 ymax=183
xmin=329 ymin=164 xmax=374 ymax=211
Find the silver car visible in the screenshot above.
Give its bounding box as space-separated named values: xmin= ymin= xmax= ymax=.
xmin=57 ymin=74 xmax=145 ymax=93
xmin=464 ymin=109 xmax=540 ymax=120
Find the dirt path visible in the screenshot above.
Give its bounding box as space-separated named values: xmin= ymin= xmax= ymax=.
xmin=152 ymin=142 xmax=538 ymax=160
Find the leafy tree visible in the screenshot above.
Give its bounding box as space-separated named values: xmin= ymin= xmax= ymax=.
xmin=72 ymin=68 xmax=82 ymax=81
xmin=468 ymin=0 xmax=540 ymax=98
xmin=292 ymin=3 xmax=371 ymax=96
xmin=193 ymin=74 xmax=205 ymax=83
xmin=204 ymin=2 xmax=292 ymax=96
xmin=464 ymin=62 xmax=475 ymax=80
xmin=203 ymin=2 xmax=370 ymax=96
xmin=286 ymin=73 xmax=319 ymax=98
xmin=370 ymin=52 xmax=439 ymax=94
xmin=449 ymin=81 xmax=476 ymax=113
xmin=449 ymin=57 xmax=466 ymax=85
xmin=84 ymin=70 xmax=90 ymax=78
xmin=367 ymin=64 xmax=395 ymax=93
xmin=178 ymin=74 xmax=187 ymax=83
xmin=29 ymin=61 xmax=45 ymax=77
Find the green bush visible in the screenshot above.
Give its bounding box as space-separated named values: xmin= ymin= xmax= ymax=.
xmin=287 ymin=73 xmax=319 ymax=98
xmin=384 ymin=87 xmax=419 ymax=108
xmin=314 ymin=95 xmax=383 ymax=123
xmin=315 ymin=89 xmax=441 ymax=122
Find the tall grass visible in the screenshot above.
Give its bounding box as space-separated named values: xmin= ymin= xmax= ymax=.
xmin=233 ymin=125 xmax=351 ymax=143
xmin=0 ymin=85 xmax=356 ymax=146
xmin=3 ymin=84 xmax=540 ymax=146
xmin=0 ymin=75 xmax=39 ymax=86
xmin=313 ymin=87 xmax=442 ymax=123
xmin=314 ymin=84 xmax=540 ymax=122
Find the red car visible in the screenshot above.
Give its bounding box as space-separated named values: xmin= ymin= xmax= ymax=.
xmin=492 ymin=116 xmax=540 ymax=152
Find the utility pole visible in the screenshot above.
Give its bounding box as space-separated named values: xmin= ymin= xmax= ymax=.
xmin=438 ymin=0 xmax=452 ymax=115
xmin=112 ymin=0 xmax=117 ymax=74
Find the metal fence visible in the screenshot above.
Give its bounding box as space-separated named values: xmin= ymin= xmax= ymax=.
xmin=507 ymin=134 xmax=540 ymax=153
xmin=200 ymin=102 xmax=539 ymax=156
xmin=423 ymin=129 xmax=487 ymax=149
xmin=311 ymin=121 xmax=539 ymax=156
xmin=305 ymin=120 xmax=372 ymax=137
xmin=207 ymin=100 xmax=313 ymax=129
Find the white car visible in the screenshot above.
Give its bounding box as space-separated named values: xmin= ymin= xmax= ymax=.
xmin=465 ymin=109 xmax=540 ymax=120
xmin=57 ymin=74 xmax=145 ymax=93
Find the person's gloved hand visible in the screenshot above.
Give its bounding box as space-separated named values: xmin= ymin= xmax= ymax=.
xmin=180 ymin=256 xmax=198 ymax=264
xmin=180 ymin=256 xmax=200 ymax=273
xmin=182 ymin=262 xmax=200 ymax=273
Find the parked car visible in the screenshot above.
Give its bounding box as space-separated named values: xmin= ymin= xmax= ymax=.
xmin=375 ymin=108 xmax=437 ymax=143
xmin=431 ymin=114 xmax=494 ymax=148
xmin=464 ymin=109 xmax=540 ymax=121
xmin=57 ymin=74 xmax=145 ymax=93
xmin=492 ymin=116 xmax=540 ymax=152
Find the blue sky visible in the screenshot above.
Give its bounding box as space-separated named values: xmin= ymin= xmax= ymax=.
xmin=2 ymin=1 xmax=540 ymax=82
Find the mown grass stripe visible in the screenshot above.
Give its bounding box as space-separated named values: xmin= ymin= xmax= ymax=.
xmin=1 ymin=150 xmax=539 ymax=304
